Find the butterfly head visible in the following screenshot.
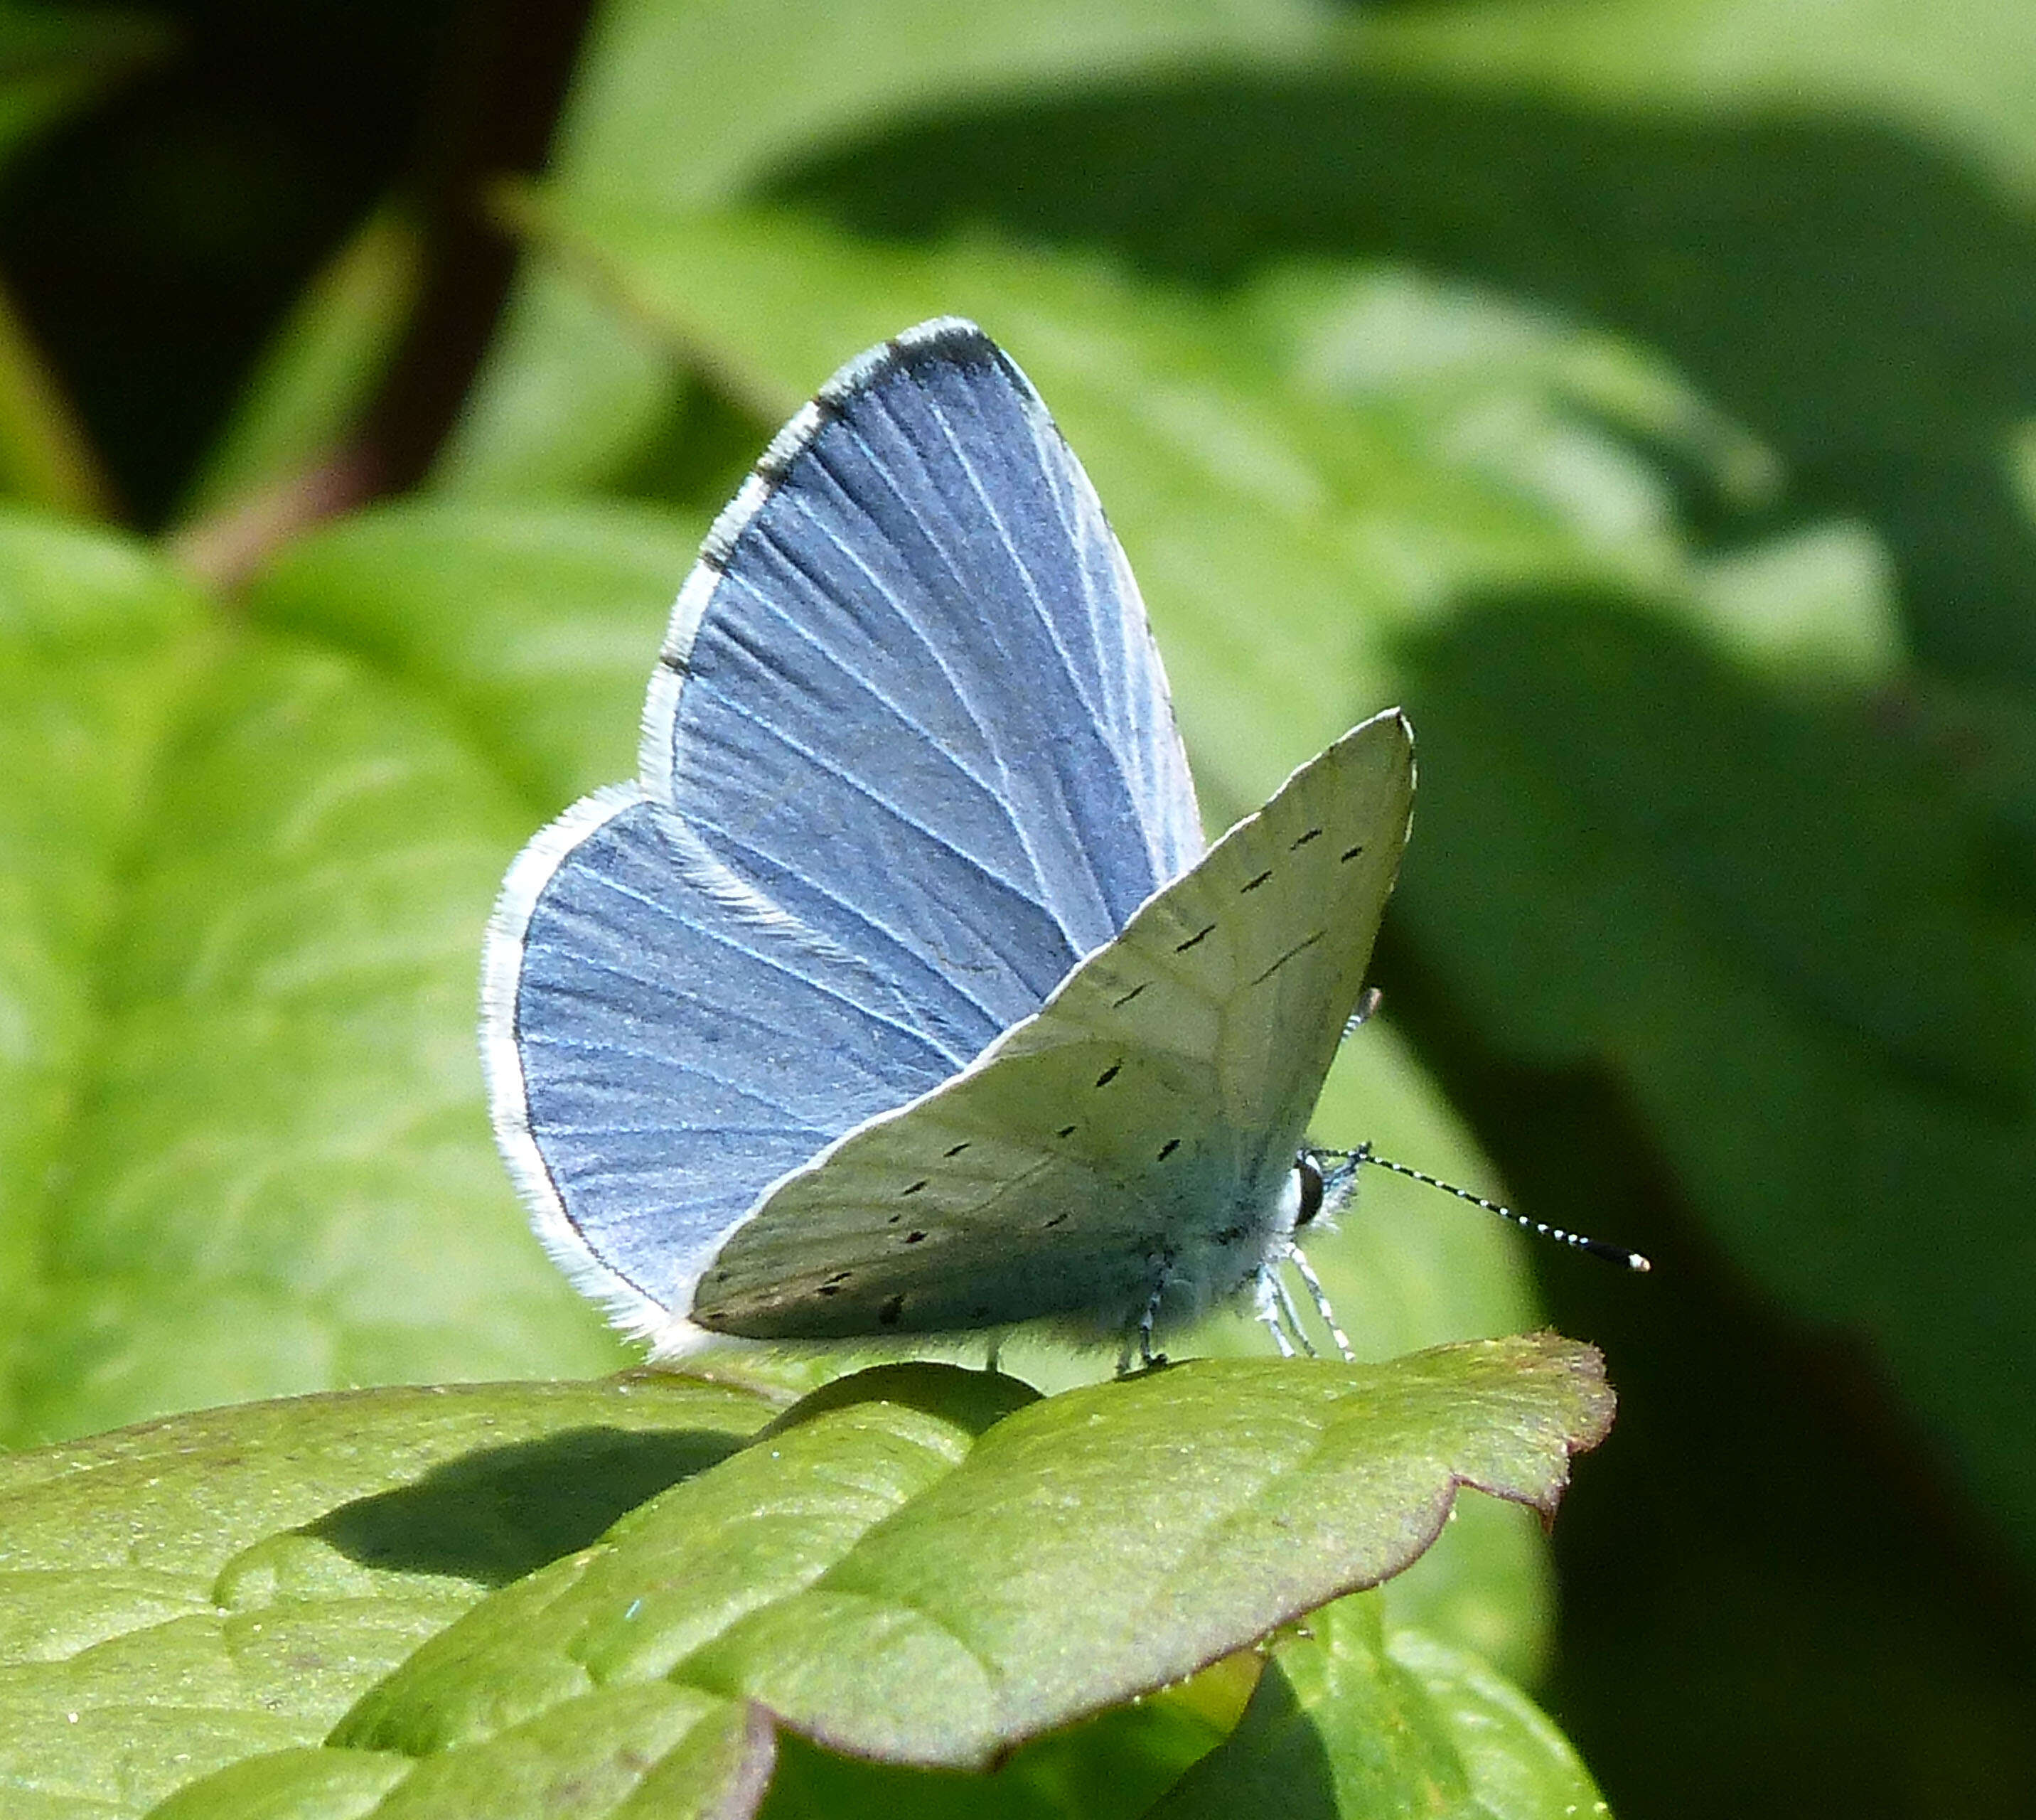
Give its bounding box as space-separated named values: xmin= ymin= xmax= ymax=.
xmin=1292 ymin=1145 xmax=1366 ymax=1231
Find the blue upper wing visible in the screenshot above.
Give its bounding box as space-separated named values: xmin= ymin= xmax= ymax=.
xmin=482 ymin=319 xmax=1202 ymax=1345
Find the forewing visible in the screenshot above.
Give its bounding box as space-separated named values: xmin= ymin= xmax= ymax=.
xmin=645 ymin=318 xmax=1202 ymax=1058
xmin=695 ymin=711 xmax=1417 ymax=1339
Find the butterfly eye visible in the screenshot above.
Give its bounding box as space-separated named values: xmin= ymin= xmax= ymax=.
xmin=1294 ymin=1157 xmax=1327 ymax=1227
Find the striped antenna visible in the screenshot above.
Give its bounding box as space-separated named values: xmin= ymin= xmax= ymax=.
xmin=1325 ymin=1143 xmax=1652 ymax=1272
xmin=1340 ymin=985 xmax=1384 ymax=1044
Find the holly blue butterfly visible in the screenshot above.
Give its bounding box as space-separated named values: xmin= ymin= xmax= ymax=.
xmin=480 ymin=319 xmax=1416 ymax=1364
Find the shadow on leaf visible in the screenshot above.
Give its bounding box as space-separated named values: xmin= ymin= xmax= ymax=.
xmin=305 ymin=1424 xmax=745 ymax=1585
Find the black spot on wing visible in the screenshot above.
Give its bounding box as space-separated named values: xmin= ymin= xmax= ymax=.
xmin=1174 ymin=924 xmax=1216 ymax=953
xmin=1241 ymin=869 xmax=1272 ymax=893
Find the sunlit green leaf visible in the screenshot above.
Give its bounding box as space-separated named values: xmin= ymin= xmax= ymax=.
xmin=0 ymin=514 xmax=215 ymax=1437
xmin=245 ymin=498 xmax=702 ymax=810
xmin=337 ymin=1344 xmax=1608 ymax=1775
xmin=0 ymin=518 xmax=626 ymax=1446
xmin=0 ymin=1376 xmax=783 ymax=1817
xmin=0 ymin=1350 xmax=1606 ymax=1816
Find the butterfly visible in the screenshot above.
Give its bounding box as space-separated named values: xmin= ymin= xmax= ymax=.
xmin=481 ymin=318 xmax=1415 ymax=1365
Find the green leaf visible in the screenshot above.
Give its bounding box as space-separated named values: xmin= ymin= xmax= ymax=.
xmin=439 ymin=0 xmax=1343 ymax=495
xmin=0 ymin=1375 xmax=783 ymax=1818
xmin=245 ymin=498 xmax=704 ymax=811
xmin=1394 ymin=598 xmax=2036 ymax=1560
xmin=1146 ymin=1592 xmax=1604 ymax=1819
xmin=1351 ymin=0 xmax=2036 ymax=204
xmin=550 ymin=0 xmax=1336 ymax=215
xmin=0 ymin=1331 xmax=1606 ymax=1813
xmin=772 ymin=28 xmax=2036 ymax=689
xmin=1334 ymin=0 xmax=2036 ymax=692
xmin=1383 ymin=1625 xmax=1606 ymax=1820
xmin=0 ymin=514 xmax=215 ymax=1437
xmin=333 ymin=1344 xmax=1609 ymax=1779
xmin=148 ymin=1696 xmax=776 ymax=1820
xmin=0 ymin=516 xmax=626 ymax=1446
xmin=1236 ymin=264 xmax=1898 ymax=686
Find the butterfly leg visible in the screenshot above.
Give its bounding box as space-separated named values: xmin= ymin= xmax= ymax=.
xmin=1268 ymin=1266 xmax=1319 ymax=1360
xmin=1288 ymin=1243 xmax=1355 ymax=1362
xmin=1118 ymin=1276 xmax=1169 ymax=1376
xmin=984 ymin=1334 xmax=1004 ymax=1375
xmin=1253 ymin=1265 xmax=1302 ymax=1357
xmin=1137 ymin=1279 xmax=1167 ymax=1370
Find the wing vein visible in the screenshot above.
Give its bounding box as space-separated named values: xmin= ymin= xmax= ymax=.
xmin=700 ymin=686 xmax=1081 ymax=957
xmin=915 ymin=382 xmax=1121 ymax=926
xmin=557 ymin=856 xmax=956 ymax=1057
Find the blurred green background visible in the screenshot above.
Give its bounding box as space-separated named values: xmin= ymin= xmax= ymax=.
xmin=1 ymin=1 xmax=2032 ymax=1815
